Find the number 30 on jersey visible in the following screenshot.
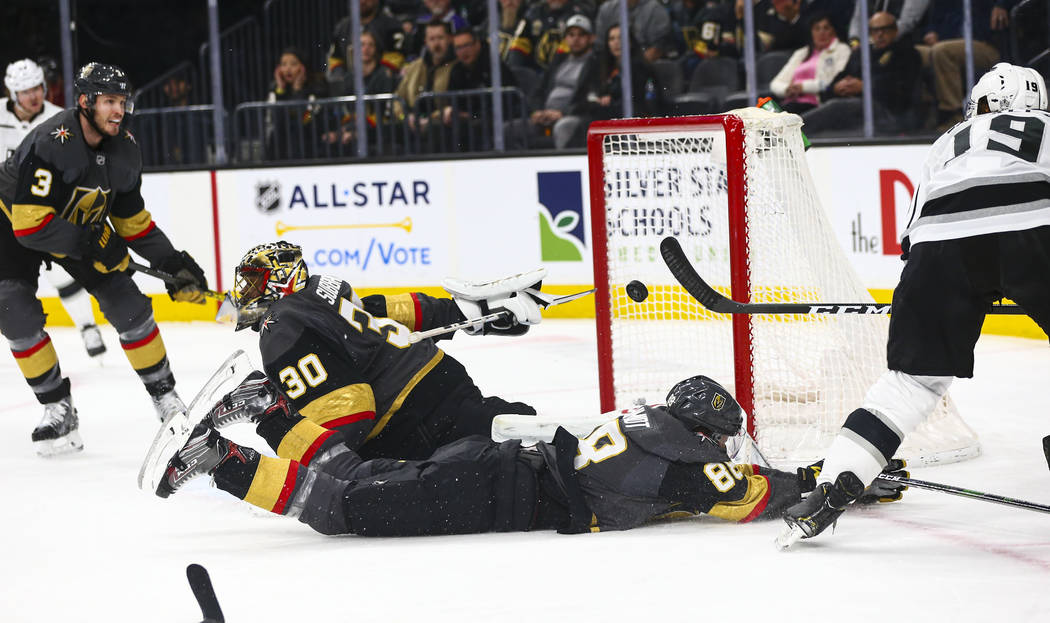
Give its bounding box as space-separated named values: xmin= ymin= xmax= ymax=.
xmin=278 ymin=353 xmax=328 ymax=398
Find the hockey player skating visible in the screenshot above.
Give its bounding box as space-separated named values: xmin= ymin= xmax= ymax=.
xmin=0 ymin=62 xmax=210 ymax=456
xmin=2 ymin=59 xmax=107 ymax=360
xmin=149 ymin=369 xmax=907 ymax=536
xmin=781 ymin=62 xmax=1050 ymax=547
xmin=212 ymin=240 xmax=538 ymax=461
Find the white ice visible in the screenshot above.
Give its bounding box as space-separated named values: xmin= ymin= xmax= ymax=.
xmin=1 ymin=319 xmax=1048 ymax=622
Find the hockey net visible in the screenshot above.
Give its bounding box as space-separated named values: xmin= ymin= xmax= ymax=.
xmin=587 ymin=108 xmax=979 ymax=467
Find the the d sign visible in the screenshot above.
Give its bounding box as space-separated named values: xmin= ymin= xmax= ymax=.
xmin=878 ymin=169 xmax=914 ymax=256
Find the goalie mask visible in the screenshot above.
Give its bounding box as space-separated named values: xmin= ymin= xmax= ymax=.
xmin=966 ymin=63 xmax=1048 ymax=119
xmin=665 ymin=375 xmax=743 ymax=438
xmin=217 ymin=241 xmax=309 ymax=331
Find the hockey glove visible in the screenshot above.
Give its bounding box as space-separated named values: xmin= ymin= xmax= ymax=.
xmin=858 ymin=459 xmax=909 ymax=504
xmin=81 ymin=222 xmax=130 ymax=273
xmin=157 ymin=250 xmax=209 ymax=304
xmin=796 ymin=459 xmax=824 ymax=493
xmin=444 ymin=269 xmax=546 ymax=337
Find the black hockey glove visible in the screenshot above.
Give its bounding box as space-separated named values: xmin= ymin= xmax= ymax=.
xmin=157 ymin=250 xmax=209 ymax=304
xmin=796 ymin=459 xmax=824 ymax=493
xmin=858 ymin=459 xmax=909 ymax=504
xmin=81 ymin=222 xmax=130 ymax=273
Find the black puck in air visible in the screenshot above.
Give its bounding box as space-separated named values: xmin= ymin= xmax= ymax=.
xmin=626 ymin=280 xmax=649 ymax=302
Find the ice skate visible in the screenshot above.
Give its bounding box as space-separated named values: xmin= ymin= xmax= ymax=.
xmin=152 ymin=389 xmax=186 ymax=422
xmin=32 ymin=396 xmax=84 ymax=457
xmin=777 ymin=471 xmax=864 ymax=550
xmin=206 ymin=370 xmax=290 ymax=429
xmin=79 ymin=324 xmax=106 ymax=360
xmin=156 ymin=421 xmax=249 ymax=498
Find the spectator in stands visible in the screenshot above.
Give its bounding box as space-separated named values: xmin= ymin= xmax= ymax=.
xmin=595 ymin=0 xmax=678 ymax=63
xmin=396 ymin=19 xmax=456 ymax=134
xmin=407 ymin=0 xmax=469 ymax=59
xmin=846 ymin=0 xmax=929 ymax=45
xmin=37 ymin=56 xmax=64 ymax=107
xmin=508 ymin=14 xmax=600 ymax=149
xmin=678 ymin=1 xmax=739 ymax=79
xmin=434 ymin=28 xmax=519 ymax=151
xmin=266 ymin=46 xmax=329 ymax=161
xmin=586 ymin=24 xmax=660 ymax=123
xmin=801 ymin=11 xmax=922 ymax=136
xmin=769 ymin=12 xmax=850 ymax=114
xmin=495 ymin=0 xmax=531 ymax=67
xmin=162 ymin=77 xmax=192 ymax=107
xmin=324 ymin=31 xmax=398 ymax=149
xmin=918 ymin=0 xmax=1016 ymax=131
xmin=739 ymin=0 xmax=806 ymax=53
xmin=326 ymin=0 xmax=407 ymax=91
xmin=510 ymin=0 xmax=592 ymax=71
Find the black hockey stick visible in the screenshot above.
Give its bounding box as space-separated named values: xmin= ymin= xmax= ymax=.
xmin=659 ymin=237 xmax=1025 ymax=315
xmin=128 ymin=261 xmax=225 ymax=301
xmin=187 ymin=563 xmax=224 ymax=623
xmin=876 ymin=473 xmax=1050 ymax=514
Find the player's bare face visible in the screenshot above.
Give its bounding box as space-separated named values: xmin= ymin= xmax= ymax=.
xmin=93 ymin=94 xmax=127 ymax=136
xmin=15 ymin=86 xmax=45 ymax=117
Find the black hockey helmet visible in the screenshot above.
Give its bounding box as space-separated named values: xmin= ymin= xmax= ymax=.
xmin=75 ymin=62 xmax=134 ymax=117
xmin=665 ymin=375 xmax=743 ymax=436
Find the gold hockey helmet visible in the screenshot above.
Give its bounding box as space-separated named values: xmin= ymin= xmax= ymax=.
xmin=220 ymin=241 xmax=308 ymax=330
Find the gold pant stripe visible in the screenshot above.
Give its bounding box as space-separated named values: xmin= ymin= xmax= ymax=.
xmin=366 ymin=350 xmax=444 ymax=441
xmin=300 ymin=383 xmax=376 ymax=426
xmin=110 ymin=209 xmax=154 ymax=239
xmin=13 ymin=340 xmax=58 ymax=379
xmin=243 ymin=456 xmax=294 ymax=512
xmin=121 ymin=329 xmax=168 ymax=370
xmin=276 ymin=418 xmax=330 ymax=463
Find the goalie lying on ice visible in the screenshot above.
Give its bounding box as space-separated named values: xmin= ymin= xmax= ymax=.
xmin=149 ymin=374 xmax=907 ymax=536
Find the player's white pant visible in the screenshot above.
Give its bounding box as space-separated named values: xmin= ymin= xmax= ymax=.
xmin=42 ymin=265 xmax=96 ymax=330
xmin=819 ymin=371 xmax=953 ymax=486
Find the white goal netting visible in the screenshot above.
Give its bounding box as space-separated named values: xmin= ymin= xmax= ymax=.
xmin=591 ymin=108 xmax=979 ymax=466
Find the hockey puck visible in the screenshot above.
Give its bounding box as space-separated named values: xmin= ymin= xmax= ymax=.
xmin=626 ymin=280 xmax=649 ymax=302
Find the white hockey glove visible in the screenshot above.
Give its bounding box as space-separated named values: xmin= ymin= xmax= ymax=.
xmin=442 ymin=268 xmax=547 ymax=336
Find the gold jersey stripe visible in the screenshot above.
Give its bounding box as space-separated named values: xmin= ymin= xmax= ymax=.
xmin=11 ymin=204 xmax=56 ymax=231
xmin=14 ymin=340 xmax=58 ymax=379
xmin=277 ymin=418 xmax=330 ymax=462
xmin=366 ymin=350 xmax=444 ymax=441
xmin=383 ymin=293 xmax=418 ymax=330
xmin=110 ymin=209 xmax=153 ymax=239
xmin=300 ymin=382 xmax=376 ymax=426
xmin=243 ymin=456 xmax=294 ymax=512
xmin=706 ymin=475 xmax=771 ymax=522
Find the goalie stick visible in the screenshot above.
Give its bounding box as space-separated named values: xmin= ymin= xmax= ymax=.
xmin=408 ymin=287 xmax=595 ymax=342
xmin=128 ymin=261 xmax=226 ymax=301
xmin=659 ymin=237 xmax=1025 ymax=315
xmin=187 ymin=564 xmax=224 ymax=623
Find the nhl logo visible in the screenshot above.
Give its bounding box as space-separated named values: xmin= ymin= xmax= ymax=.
xmin=256 ymin=180 xmax=281 ymax=213
xmin=712 ymin=393 xmax=726 ymax=410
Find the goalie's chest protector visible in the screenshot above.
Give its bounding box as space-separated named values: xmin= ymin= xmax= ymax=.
xmin=259 ymin=275 xmax=441 ymax=418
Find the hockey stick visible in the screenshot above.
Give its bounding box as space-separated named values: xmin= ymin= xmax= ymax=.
xmin=128 ymin=261 xmax=226 ymax=301
xmin=187 ymin=563 xmax=224 ymax=623
xmin=874 ymin=473 xmax=1050 ymax=514
xmin=407 ymin=287 xmax=595 ymax=343
xmin=659 ymin=237 xmax=1025 ymax=315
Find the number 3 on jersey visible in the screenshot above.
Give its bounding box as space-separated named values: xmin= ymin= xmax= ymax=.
xmin=278 ymin=353 xmax=328 ymax=398
xmin=575 ymin=420 xmax=628 ymax=469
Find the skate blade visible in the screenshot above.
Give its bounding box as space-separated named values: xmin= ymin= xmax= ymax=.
xmin=138 ymin=410 xmax=193 ymax=493
xmin=34 ymin=430 xmax=84 ymax=457
xmin=775 ymin=524 xmax=807 ymax=551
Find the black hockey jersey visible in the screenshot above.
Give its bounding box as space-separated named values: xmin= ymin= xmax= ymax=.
xmin=537 ymin=405 xmax=802 ymax=532
xmin=258 ymin=274 xmax=467 ymax=450
xmin=0 ymin=108 xmax=175 ymax=264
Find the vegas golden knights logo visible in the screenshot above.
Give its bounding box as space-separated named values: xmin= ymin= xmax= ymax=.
xmin=712 ymin=393 xmax=726 ymax=410
xmin=61 ymin=186 xmax=111 ymax=225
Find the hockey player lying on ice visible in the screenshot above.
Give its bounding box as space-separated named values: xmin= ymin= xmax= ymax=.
xmin=146 ymin=241 xmax=907 ymax=535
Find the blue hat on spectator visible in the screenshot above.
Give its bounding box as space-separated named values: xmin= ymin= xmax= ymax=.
xmin=565 ymin=15 xmax=592 ymax=35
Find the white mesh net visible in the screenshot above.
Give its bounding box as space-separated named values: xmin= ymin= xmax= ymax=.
xmin=594 ymin=109 xmax=979 ymax=467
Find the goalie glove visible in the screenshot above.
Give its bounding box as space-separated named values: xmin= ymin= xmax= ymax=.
xmin=157 ymin=250 xmax=209 ymax=304
xmin=442 ymin=268 xmax=546 ymax=336
xmin=858 ymin=459 xmax=909 ymax=504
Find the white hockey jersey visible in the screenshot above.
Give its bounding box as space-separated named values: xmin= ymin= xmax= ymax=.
xmin=0 ymin=98 xmax=63 ymax=162
xmin=901 ymin=110 xmax=1050 ymax=250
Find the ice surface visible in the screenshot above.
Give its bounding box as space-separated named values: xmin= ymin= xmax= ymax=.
xmin=2 ymin=320 xmax=1048 ymax=622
